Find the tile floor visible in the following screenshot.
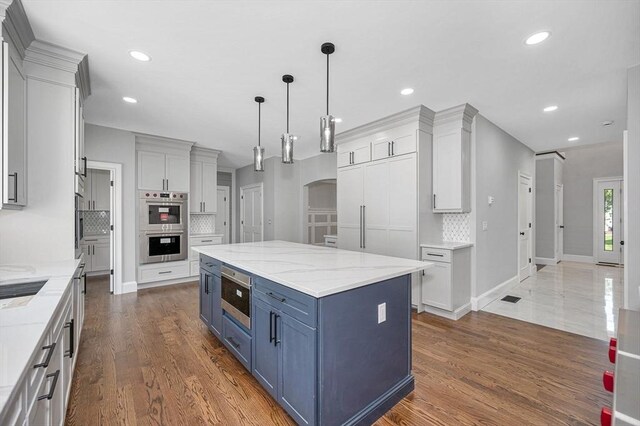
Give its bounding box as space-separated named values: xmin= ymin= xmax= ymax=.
xmin=483 ymin=261 xmax=624 ymax=341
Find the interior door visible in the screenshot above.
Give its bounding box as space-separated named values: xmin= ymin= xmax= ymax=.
xmin=215 ymin=186 xmax=230 ymax=244
xmin=555 ymin=184 xmax=564 ymax=261
xmin=518 ymin=174 xmax=532 ymax=282
xmin=241 ymin=184 xmax=262 ymax=243
xmin=596 ymin=179 xmax=622 ymax=264
xmin=337 ymin=165 xmax=364 ymax=251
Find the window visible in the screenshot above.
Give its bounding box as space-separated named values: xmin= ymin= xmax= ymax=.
xmin=603 ymin=188 xmax=613 ymax=251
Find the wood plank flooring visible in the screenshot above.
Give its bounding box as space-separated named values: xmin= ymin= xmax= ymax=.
xmin=66 ymin=276 xmax=611 ymax=425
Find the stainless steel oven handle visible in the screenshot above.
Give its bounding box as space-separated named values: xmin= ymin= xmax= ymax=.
xmin=221 ymin=271 xmax=250 ymax=290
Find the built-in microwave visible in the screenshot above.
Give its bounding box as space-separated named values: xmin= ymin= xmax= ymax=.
xmin=221 ymin=266 xmax=251 ymax=329
xmin=139 ymin=231 xmax=187 ymax=264
xmin=139 ymin=191 xmax=187 ymax=232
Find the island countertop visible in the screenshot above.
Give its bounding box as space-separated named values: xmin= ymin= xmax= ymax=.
xmin=193 ymin=240 xmax=432 ymax=297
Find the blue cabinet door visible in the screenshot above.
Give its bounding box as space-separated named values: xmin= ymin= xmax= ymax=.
xmin=252 ymin=297 xmax=278 ymax=400
xmin=209 ymin=274 xmax=222 ymax=338
xmin=279 ymin=314 xmax=316 ymax=426
xmin=199 ymin=270 xmax=211 ymax=325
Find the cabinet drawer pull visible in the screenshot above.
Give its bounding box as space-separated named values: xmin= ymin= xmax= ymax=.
xmin=8 ymin=172 xmax=18 ymax=202
xmin=227 ymin=336 xmax=241 ymax=349
xmin=38 ymin=370 xmax=60 ymax=401
xmin=267 ymin=292 xmax=286 ymax=303
xmin=33 ymin=343 xmax=56 ymax=369
xmin=426 ymin=253 xmax=444 ymax=257
xmin=158 ymin=270 xmax=172 ymax=275
xmin=201 ymin=240 xmax=213 ymax=243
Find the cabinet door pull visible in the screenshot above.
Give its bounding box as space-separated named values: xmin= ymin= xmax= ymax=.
xmin=274 ymin=314 xmax=280 ymax=346
xmin=82 ymin=157 xmax=87 ymax=177
xmin=433 ymin=194 xmax=437 ymax=209
xmin=269 ymin=311 xmax=275 ymax=343
xmin=427 ymin=253 xmax=444 ymax=257
xmin=391 ymin=141 xmax=395 ymax=156
xmin=359 ymin=205 xmax=363 ymax=248
xmin=33 ymin=343 xmax=56 ymax=369
xmin=362 ymin=205 xmax=366 ymax=249
xmin=83 ymin=273 xmax=87 ymax=294
xmin=64 ymin=319 xmax=74 ymax=358
xmin=266 ymin=292 xmax=286 ymax=303
xmin=388 ymin=142 xmax=391 ymax=157
xmin=38 ymin=370 xmax=60 ymax=401
xmin=8 ymin=172 xmax=17 ymax=202
xmin=227 ymin=336 xmax=241 ymax=349
xmin=204 ymin=274 xmax=208 ymax=294
xmin=166 ymin=179 xmax=169 ymax=190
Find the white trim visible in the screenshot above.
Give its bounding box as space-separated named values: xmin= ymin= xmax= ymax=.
xmin=421 ymin=303 xmax=472 ymax=321
xmin=613 ymin=412 xmax=640 ymax=426
xmin=240 ymin=182 xmax=264 ymax=242
xmin=122 ymin=281 xmax=137 ymax=294
xmin=472 ymin=275 xmax=519 ymax=311
xmin=469 ymin=116 xmax=477 ymax=300
xmin=562 ymin=254 xmax=595 ymax=263
xmin=137 ymin=277 xmax=195 ymax=290
xmin=535 ymin=257 xmax=557 ymax=265
xmin=87 ymin=160 xmax=124 ymax=294
xmin=623 ymin=130 xmax=630 ymax=310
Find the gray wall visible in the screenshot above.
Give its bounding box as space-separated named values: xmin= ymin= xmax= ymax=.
xmin=535 ymin=158 xmax=556 ymax=259
xmin=84 ymin=124 xmax=137 ymax=284
xmin=474 ymin=115 xmax=535 ymax=296
xmin=562 ymin=143 xmax=623 ymax=257
xmin=626 ymin=65 xmax=640 ymax=310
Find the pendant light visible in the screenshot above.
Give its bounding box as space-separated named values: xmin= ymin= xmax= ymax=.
xmin=320 ymin=42 xmax=336 ymax=153
xmin=253 ymin=96 xmax=265 ymax=172
xmin=281 ymin=74 xmax=296 ymax=164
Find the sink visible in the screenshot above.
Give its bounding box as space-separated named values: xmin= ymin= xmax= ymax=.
xmin=0 ymin=280 xmax=47 ymax=300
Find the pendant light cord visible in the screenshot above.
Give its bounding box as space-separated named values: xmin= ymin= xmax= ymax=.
xmin=326 ymin=53 xmax=330 ymax=115
xmin=258 ymin=102 xmax=261 ymax=147
xmin=286 ymin=82 xmax=290 ymax=133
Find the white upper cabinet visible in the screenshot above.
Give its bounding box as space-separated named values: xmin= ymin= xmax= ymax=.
xmin=370 ymin=127 xmax=416 ymax=161
xmin=136 ymin=136 xmax=193 ymax=192
xmin=337 ymin=138 xmax=370 ymax=168
xmin=1 ymin=40 xmax=27 ymax=208
xmin=190 ymin=147 xmax=220 ymax=214
xmin=432 ymin=104 xmax=477 ymax=213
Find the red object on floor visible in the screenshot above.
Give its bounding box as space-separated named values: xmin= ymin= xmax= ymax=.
xmin=601 ymin=407 xmax=612 ymax=426
xmin=610 ymin=338 xmax=617 ymax=347
xmin=603 ymin=371 xmax=614 ymax=392
xmin=609 ymin=345 xmax=617 ymax=363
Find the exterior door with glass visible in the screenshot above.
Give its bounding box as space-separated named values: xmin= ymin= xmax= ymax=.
xmin=595 ymin=178 xmax=623 ymax=264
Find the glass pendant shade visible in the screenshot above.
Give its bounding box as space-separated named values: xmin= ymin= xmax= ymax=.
xmin=281 ymin=133 xmax=295 ymax=164
xmin=253 ymin=145 xmax=264 ymax=172
xmin=320 ymin=115 xmax=335 ymax=153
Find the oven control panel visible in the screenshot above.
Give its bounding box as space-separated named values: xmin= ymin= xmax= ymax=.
xmin=140 ymin=191 xmax=187 ymax=200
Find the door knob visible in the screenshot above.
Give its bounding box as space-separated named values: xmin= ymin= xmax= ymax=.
xmin=559 ymin=225 xmax=565 ymax=229
xmin=520 ymin=232 xmax=525 ymax=236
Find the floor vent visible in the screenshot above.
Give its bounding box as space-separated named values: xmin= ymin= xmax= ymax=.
xmin=501 ymin=295 xmax=521 ymax=303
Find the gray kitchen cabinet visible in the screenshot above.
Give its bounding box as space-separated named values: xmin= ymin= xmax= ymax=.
xmin=1 ymin=40 xmax=27 ymax=208
xmin=82 ymin=169 xmax=110 ymax=211
xmin=81 ymin=236 xmax=110 ymax=273
xmin=136 ymin=135 xmax=193 ymax=192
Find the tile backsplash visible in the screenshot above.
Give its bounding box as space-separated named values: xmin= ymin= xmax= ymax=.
xmin=442 ymin=213 xmax=471 ymax=242
xmin=83 ymin=210 xmax=110 ymax=235
xmin=190 ymin=214 xmax=215 ymax=235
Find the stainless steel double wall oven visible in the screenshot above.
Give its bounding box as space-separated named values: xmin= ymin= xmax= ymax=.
xmin=139 ymin=191 xmax=188 ymax=264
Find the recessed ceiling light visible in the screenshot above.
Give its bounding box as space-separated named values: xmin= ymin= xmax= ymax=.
xmin=543 ymin=105 xmax=558 ymax=112
xmin=525 ymin=31 xmax=550 ymax=45
xmin=400 ymin=88 xmax=414 ymax=96
xmin=122 ymin=96 xmax=138 ymax=104
xmin=568 ymin=136 xmax=579 ymax=142
xmin=334 ymin=118 xmax=342 ymax=123
xmin=129 ymin=50 xmax=151 ymax=62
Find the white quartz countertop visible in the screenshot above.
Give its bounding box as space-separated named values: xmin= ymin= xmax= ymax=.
xmin=0 ymin=258 xmax=80 ymax=414
xmin=420 ymin=241 xmax=474 ymax=250
xmin=194 ymin=241 xmax=432 ymax=297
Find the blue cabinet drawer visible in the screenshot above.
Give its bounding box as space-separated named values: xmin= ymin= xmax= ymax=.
xmin=200 ymin=255 xmax=221 ymax=276
xmin=222 ymin=314 xmax=251 ymax=371
xmin=254 ymin=277 xmax=317 ymax=328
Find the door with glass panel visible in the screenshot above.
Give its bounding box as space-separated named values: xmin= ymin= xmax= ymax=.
xmin=595 ymin=179 xmax=623 ymax=264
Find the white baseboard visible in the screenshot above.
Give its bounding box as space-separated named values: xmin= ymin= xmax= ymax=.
xmin=471 ymin=275 xmax=519 ymax=311
xmin=421 ymin=303 xmax=471 ymax=320
xmin=535 ymin=257 xmax=557 ymax=265
xmin=121 ymin=281 xmax=137 ymax=294
xmin=562 ymin=254 xmax=595 ymax=264
xmin=137 ymin=277 xmax=197 ymax=290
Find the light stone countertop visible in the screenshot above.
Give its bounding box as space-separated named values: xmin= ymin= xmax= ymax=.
xmin=420 ymin=241 xmax=474 ymax=250
xmin=194 ymin=240 xmax=432 ymax=298
xmin=0 ymin=258 xmax=80 ymax=415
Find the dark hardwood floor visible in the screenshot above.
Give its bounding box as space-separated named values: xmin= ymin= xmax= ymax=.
xmin=66 ymin=275 xmax=611 ymax=425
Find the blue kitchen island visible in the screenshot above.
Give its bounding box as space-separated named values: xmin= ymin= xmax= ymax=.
xmin=194 ymin=241 xmax=432 ymax=426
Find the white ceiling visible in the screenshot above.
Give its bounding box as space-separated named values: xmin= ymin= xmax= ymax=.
xmin=22 ymin=0 xmax=640 ymax=168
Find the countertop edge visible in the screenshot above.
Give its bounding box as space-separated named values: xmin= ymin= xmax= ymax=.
xmin=420 ymin=242 xmax=474 ymax=250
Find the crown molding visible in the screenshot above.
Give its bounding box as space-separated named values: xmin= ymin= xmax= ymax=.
xmin=76 ymin=55 xmax=91 ymax=101
xmin=1 ymin=0 xmax=35 ymax=59
xmin=191 ymin=146 xmax=221 ymax=160
xmin=24 ymin=39 xmax=86 ymax=74
xmin=433 ymin=103 xmax=479 ymax=132
xmin=135 ymin=132 xmax=195 ymax=154
xmin=336 ymin=105 xmax=436 ymax=144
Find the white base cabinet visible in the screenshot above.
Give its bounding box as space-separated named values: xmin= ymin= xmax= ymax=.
xmin=81 ymin=235 xmax=110 ymax=274
xmin=189 ymin=234 xmax=223 ymax=276
xmin=421 ymin=245 xmax=471 ymax=317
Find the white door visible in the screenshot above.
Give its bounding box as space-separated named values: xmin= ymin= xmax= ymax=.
xmin=240 ymin=184 xmax=263 ymax=243
xmin=337 ymin=165 xmax=364 ymax=251
xmin=165 ymin=154 xmax=190 ymax=192
xmin=518 ymin=174 xmax=532 ymax=282
xmin=596 ymin=179 xmax=623 ymax=264
xmin=216 ymin=186 xmax=230 ymax=244
xmin=555 ymin=184 xmax=564 ymax=261
xmin=201 ymin=162 xmax=217 ymax=213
